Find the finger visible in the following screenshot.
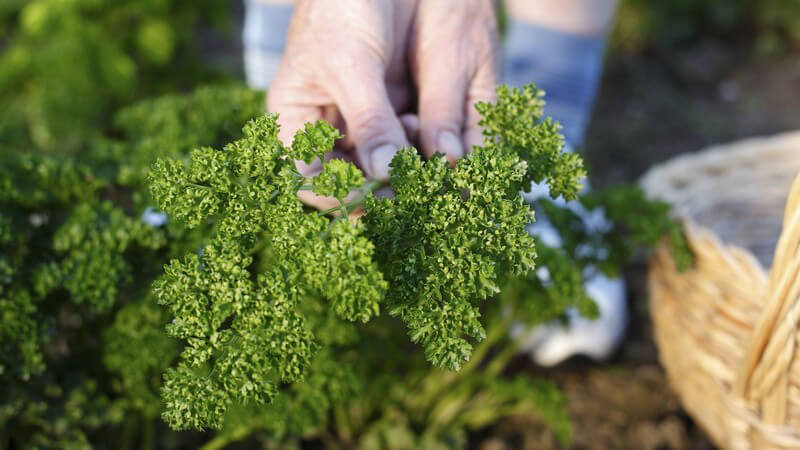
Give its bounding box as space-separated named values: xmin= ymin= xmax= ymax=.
xmin=328 ymin=64 xmax=408 ymax=181
xmin=400 ymin=113 xmax=420 ymax=144
xmin=414 ymin=41 xmax=469 ymax=164
xmin=297 ymin=190 xmax=341 ymax=212
xmin=276 ymin=103 xmax=325 ymax=176
xmin=268 ymin=75 xmax=349 ymax=210
xmin=319 ymin=105 xmax=357 ymax=151
xmin=347 ymin=207 xmax=366 ymax=223
xmin=412 ymin=0 xmax=499 ymax=163
xmin=298 ymin=173 xmax=365 ymax=218
xmin=463 ymin=61 xmax=498 ymax=153
xmin=267 ymin=77 xmax=328 ymax=176
xmin=295 ymin=148 xmax=357 ymax=211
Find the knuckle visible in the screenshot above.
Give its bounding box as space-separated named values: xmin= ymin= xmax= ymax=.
xmin=420 ymin=95 xmax=464 ymax=125
xmin=266 ymin=83 xmax=289 ymax=111
xmin=347 ymin=106 xmax=396 ymax=139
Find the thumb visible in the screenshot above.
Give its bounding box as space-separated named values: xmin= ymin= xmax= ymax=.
xmin=330 ymin=65 xmax=408 ymax=180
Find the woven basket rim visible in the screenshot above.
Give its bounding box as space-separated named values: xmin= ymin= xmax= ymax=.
xmin=641 ymin=130 xmax=800 ymax=448
xmin=641 ymin=130 xmax=800 ymax=265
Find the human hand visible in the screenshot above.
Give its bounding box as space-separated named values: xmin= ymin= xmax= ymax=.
xmin=267 ymin=0 xmax=498 ymax=211
xmin=409 ymin=0 xmax=499 ymax=164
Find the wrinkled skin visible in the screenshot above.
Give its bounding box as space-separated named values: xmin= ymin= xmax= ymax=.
xmin=268 ymin=0 xmax=499 ymax=210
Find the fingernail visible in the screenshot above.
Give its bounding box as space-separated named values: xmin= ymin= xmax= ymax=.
xmin=437 ymin=130 xmax=464 ymax=161
xmin=296 ymin=158 xmax=322 ymax=176
xmin=400 ymin=114 xmax=420 ymax=134
xmin=370 ymin=145 xmax=398 ymax=180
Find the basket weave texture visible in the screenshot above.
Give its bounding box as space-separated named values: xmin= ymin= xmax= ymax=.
xmin=640 ymin=132 xmax=800 ymax=449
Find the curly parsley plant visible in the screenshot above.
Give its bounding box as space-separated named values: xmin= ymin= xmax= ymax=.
xmin=148 ymin=84 xmax=585 ymax=430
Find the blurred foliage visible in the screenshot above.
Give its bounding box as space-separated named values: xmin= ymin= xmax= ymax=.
xmin=90 ymin=84 xmax=265 ymax=208
xmin=613 ymin=0 xmax=800 ymax=53
xmin=0 ymin=84 xmax=259 ymax=448
xmin=0 ymin=0 xmax=231 ymax=154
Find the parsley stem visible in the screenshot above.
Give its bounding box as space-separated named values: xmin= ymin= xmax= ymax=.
xmin=186 ymin=182 xmax=212 ymax=191
xmin=414 ymin=312 xmax=515 ymax=417
xmin=319 ymin=205 xmax=343 ymax=216
xmin=344 ymin=179 xmax=384 ymax=211
xmin=141 ymin=419 xmax=153 ymax=450
xmin=316 ymin=179 xmax=386 ymax=217
xmin=199 ymin=425 xmax=250 ymax=450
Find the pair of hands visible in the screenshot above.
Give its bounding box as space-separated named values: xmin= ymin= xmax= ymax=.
xmin=267 ymin=0 xmax=499 ymax=210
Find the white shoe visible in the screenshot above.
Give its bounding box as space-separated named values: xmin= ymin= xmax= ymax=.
xmin=141 ymin=207 xmax=168 ymax=227
xmin=514 ymin=180 xmax=628 ymax=367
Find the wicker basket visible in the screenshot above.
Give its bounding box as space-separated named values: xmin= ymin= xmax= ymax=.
xmin=640 ymin=131 xmax=800 ymax=450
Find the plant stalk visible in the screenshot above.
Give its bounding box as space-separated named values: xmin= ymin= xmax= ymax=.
xmin=199 ymin=425 xmax=252 ymax=450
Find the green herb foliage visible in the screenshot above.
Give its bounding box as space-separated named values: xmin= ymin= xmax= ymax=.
xmin=1 ymin=84 xmax=690 ymax=449
xmin=0 ymin=0 xmax=231 ymax=154
xmin=0 ymin=85 xmax=261 ymax=447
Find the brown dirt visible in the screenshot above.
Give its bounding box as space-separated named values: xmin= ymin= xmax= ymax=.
xmin=586 ymin=41 xmax=800 ymax=187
